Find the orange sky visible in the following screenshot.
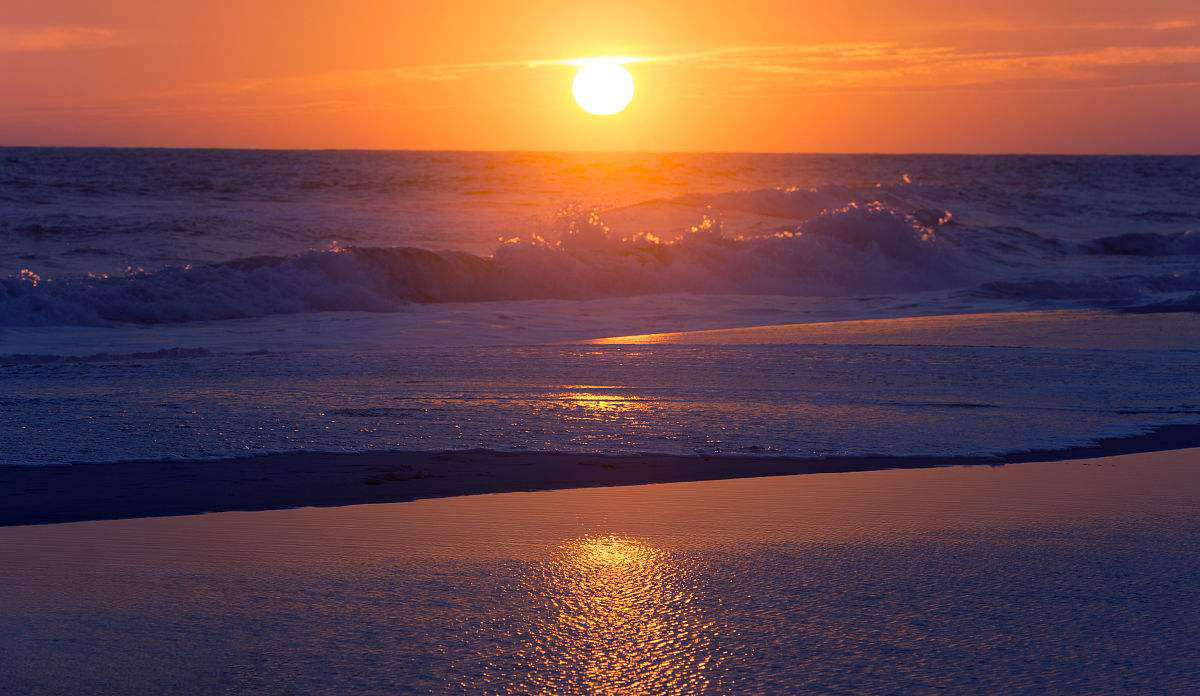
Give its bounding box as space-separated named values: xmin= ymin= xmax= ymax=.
xmin=2 ymin=1 xmax=1199 ymax=152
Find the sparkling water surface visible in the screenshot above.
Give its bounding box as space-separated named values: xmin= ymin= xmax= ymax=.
xmin=4 ymin=335 xmax=1200 ymax=465
xmin=4 ymin=150 xmax=1200 ymax=464
xmin=3 ymin=449 xmax=1197 ymax=694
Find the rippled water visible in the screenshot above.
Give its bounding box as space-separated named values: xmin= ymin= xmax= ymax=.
xmin=4 ymin=150 xmax=1200 ymax=465
xmin=3 ymin=449 xmax=1198 ymax=694
xmin=5 ymin=312 xmax=1200 ymax=464
xmin=8 ymin=150 xmax=1196 ymax=279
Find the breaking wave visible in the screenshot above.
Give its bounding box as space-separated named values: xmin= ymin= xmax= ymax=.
xmin=3 ymin=181 xmax=1198 ymax=326
xmin=2 ymin=203 xmax=965 ymax=325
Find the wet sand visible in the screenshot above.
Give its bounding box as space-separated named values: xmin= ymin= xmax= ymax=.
xmin=3 ymin=449 xmax=1199 ymax=693
xmin=590 ymin=308 xmax=1200 ymax=349
xmin=6 ymin=309 xmax=1199 ymax=527
xmin=4 ymin=424 xmax=1200 ymax=527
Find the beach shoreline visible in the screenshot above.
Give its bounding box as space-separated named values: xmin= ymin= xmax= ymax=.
xmin=4 ymin=423 xmax=1199 ymax=527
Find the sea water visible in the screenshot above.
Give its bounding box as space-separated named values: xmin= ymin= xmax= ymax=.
xmin=2 ymin=150 xmax=1199 ymax=464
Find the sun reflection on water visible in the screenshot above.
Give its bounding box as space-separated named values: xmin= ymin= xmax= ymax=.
xmin=556 ymin=390 xmax=652 ymax=417
xmin=516 ymin=535 xmax=718 ymax=695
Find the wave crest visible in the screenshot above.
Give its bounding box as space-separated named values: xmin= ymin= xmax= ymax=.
xmin=2 ymin=203 xmax=957 ymax=326
xmin=5 ymin=180 xmax=1199 ymax=326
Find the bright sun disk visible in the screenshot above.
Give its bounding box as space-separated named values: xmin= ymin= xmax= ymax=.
xmin=572 ymin=59 xmax=634 ymax=116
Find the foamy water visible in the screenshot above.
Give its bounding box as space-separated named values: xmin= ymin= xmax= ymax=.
xmin=2 ymin=151 xmax=1199 ymax=464
xmin=5 ymin=150 xmax=1200 ymax=326
xmin=4 ymin=316 xmax=1200 ymax=465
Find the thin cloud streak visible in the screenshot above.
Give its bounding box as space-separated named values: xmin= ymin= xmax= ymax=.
xmin=682 ymin=43 xmax=1200 ymax=90
xmin=5 ymin=36 xmax=1199 ymax=118
xmin=318 ymin=38 xmax=1200 ymax=86
xmin=0 ymin=26 xmax=123 ymax=53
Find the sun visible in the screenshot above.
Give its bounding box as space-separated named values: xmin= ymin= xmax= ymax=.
xmin=572 ymin=59 xmax=634 ymax=116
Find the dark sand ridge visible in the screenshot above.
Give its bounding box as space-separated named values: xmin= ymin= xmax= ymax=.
xmin=4 ymin=424 xmax=1200 ymax=527
xmin=7 ymin=309 xmax=1198 ymax=527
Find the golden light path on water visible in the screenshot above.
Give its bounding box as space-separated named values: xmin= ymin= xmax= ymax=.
xmin=514 ymin=535 xmax=715 ymax=695
xmin=4 ymin=451 xmax=1200 ymax=693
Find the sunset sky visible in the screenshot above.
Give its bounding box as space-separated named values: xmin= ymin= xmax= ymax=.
xmin=3 ymin=1 xmax=1199 ymax=152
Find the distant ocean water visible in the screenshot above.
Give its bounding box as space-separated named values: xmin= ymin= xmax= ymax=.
xmin=4 ymin=149 xmax=1200 ymax=324
xmin=2 ymin=149 xmax=1199 ymax=464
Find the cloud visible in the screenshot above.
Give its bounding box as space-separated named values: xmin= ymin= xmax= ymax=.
xmin=624 ymin=42 xmax=1200 ymax=92
xmin=7 ymin=31 xmax=1199 ymax=123
xmin=136 ymin=40 xmax=1200 ymax=109
xmin=0 ymin=26 xmax=123 ymax=53
xmin=1071 ymin=19 xmax=1198 ymax=32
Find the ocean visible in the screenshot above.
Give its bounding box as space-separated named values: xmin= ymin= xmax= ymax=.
xmin=2 ymin=149 xmax=1199 ymax=465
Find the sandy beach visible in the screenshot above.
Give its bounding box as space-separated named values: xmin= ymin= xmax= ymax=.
xmin=590 ymin=308 xmax=1200 ymax=349
xmin=4 ymin=423 xmax=1199 ymax=527
xmin=6 ymin=310 xmax=1200 ymax=527
xmin=5 ymin=308 xmax=1199 ymax=527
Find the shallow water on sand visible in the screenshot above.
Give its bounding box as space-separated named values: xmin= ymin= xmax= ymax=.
xmin=2 ymin=449 xmax=1198 ymax=694
xmin=4 ymin=310 xmax=1200 ymax=465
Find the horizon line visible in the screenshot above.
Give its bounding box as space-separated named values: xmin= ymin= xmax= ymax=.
xmin=2 ymin=144 xmax=1199 ymax=157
